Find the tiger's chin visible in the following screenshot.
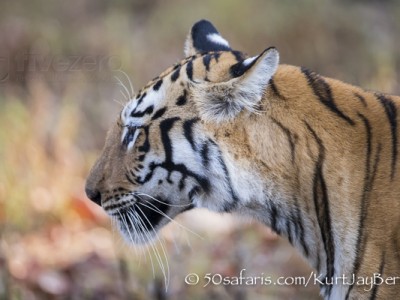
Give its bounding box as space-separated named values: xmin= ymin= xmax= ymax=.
xmin=108 ymin=207 xmax=169 ymax=245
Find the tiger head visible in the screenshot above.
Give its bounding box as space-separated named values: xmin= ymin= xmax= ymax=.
xmin=85 ymin=20 xmax=279 ymax=243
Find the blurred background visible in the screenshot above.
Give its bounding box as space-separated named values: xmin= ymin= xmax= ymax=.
xmin=1 ymin=0 xmax=399 ymax=299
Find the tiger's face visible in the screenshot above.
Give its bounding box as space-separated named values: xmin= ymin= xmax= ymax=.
xmin=85 ymin=20 xmax=279 ymax=243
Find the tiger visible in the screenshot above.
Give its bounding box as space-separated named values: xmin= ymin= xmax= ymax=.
xmin=85 ymin=19 xmax=400 ymax=299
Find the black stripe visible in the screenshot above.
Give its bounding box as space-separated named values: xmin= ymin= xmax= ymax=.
xmin=270 ymin=203 xmax=279 ymax=233
xmin=286 ymin=218 xmax=293 ymax=244
xmin=393 ymin=230 xmax=400 ymax=269
xmin=231 ymin=50 xmax=244 ymax=62
xmin=153 ymin=79 xmax=163 ymax=91
xmin=138 ymin=126 xmax=150 ymax=152
xmin=305 ymin=122 xmax=335 ymax=297
xmin=189 ymin=186 xmax=200 ymax=203
xmin=215 ymin=144 xmax=239 ymax=212
xmin=186 ymin=60 xmax=193 ymax=81
xmin=137 ymin=92 xmax=146 ymax=106
xmin=151 ymin=107 xmax=167 ymax=121
xmin=137 ymin=118 xmax=210 ymax=195
xmin=358 ymin=112 xmax=373 ymax=193
xmin=269 ymin=78 xmax=286 ymax=100
xmin=131 ymin=105 xmax=154 ymax=118
xmin=355 ymin=92 xmax=368 ymax=107
xmin=301 ymin=67 xmax=355 ymax=126
xmin=346 ymin=142 xmax=382 ymax=299
xmin=160 ymin=117 xmax=180 ymax=162
xmin=138 ymin=161 xmax=210 ymax=195
xmin=293 ymin=196 xmax=310 ymax=256
xmin=129 ymin=170 xmax=137 ymax=180
xmin=376 ymin=93 xmax=398 ymax=179
xmin=107 ymin=200 xmax=137 ymax=212
xmin=203 ymin=54 xmax=211 ymax=71
xmin=351 ymin=114 xmax=372 ymax=278
xmin=212 ymin=52 xmax=221 ymax=62
xmin=200 ymin=142 xmax=210 ymax=167
xmin=183 ymin=118 xmax=199 ymax=151
xmin=176 ymin=90 xmax=188 ymax=106
xmin=271 ymin=118 xmax=296 ymax=163
xmin=178 ymin=176 xmax=186 ymax=190
xmin=369 ymin=252 xmax=385 ymax=300
xmin=270 ymin=119 xmax=308 ymax=255
xmin=125 ymin=173 xmax=136 ymax=185
xmin=171 ymin=67 xmax=180 ymax=82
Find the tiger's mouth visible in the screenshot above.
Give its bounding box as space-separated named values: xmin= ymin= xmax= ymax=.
xmin=105 ymin=193 xmax=171 ymax=245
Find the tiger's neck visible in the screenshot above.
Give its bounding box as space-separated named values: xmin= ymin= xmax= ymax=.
xmin=220 ymin=136 xmax=364 ymax=300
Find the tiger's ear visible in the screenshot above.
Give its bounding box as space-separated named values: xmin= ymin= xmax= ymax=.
xmin=184 ymin=19 xmax=231 ymax=57
xmin=193 ymin=47 xmax=279 ymax=123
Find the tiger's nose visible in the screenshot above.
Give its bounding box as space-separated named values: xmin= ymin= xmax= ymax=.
xmin=85 ymin=187 xmax=102 ymax=206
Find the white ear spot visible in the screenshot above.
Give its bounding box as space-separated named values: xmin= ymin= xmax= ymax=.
xmin=242 ymin=56 xmax=257 ymax=66
xmin=207 ymin=33 xmax=230 ymax=47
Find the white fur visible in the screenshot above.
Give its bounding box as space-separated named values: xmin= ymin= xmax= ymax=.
xmin=242 ymin=56 xmax=257 ymax=66
xmin=184 ymin=37 xmax=194 ymax=57
xmin=129 ymin=129 xmax=140 ymax=151
xmin=206 ymin=33 xmax=230 ymax=47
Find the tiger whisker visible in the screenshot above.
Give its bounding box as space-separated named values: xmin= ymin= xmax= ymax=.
xmin=133 ymin=195 xmax=182 ymax=256
xmin=124 ymin=208 xmax=149 ymax=269
xmin=131 ymin=208 xmax=168 ymax=287
xmin=132 ymin=205 xmax=170 ymax=289
xmin=118 ymin=211 xmax=135 ymax=245
xmin=110 ymin=217 xmax=128 ymax=253
xmin=119 ymin=90 xmax=129 ymax=101
xmin=136 ymin=198 xmax=203 ymax=240
xmin=122 ymin=205 xmax=147 ymax=266
xmin=114 ymin=75 xmax=132 ymax=101
xmin=113 ymin=98 xmax=125 ymax=107
xmin=116 ymin=69 xmax=135 ymax=100
xmin=128 ymin=210 xmax=155 ymax=277
xmin=182 ymin=227 xmax=193 ymax=251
